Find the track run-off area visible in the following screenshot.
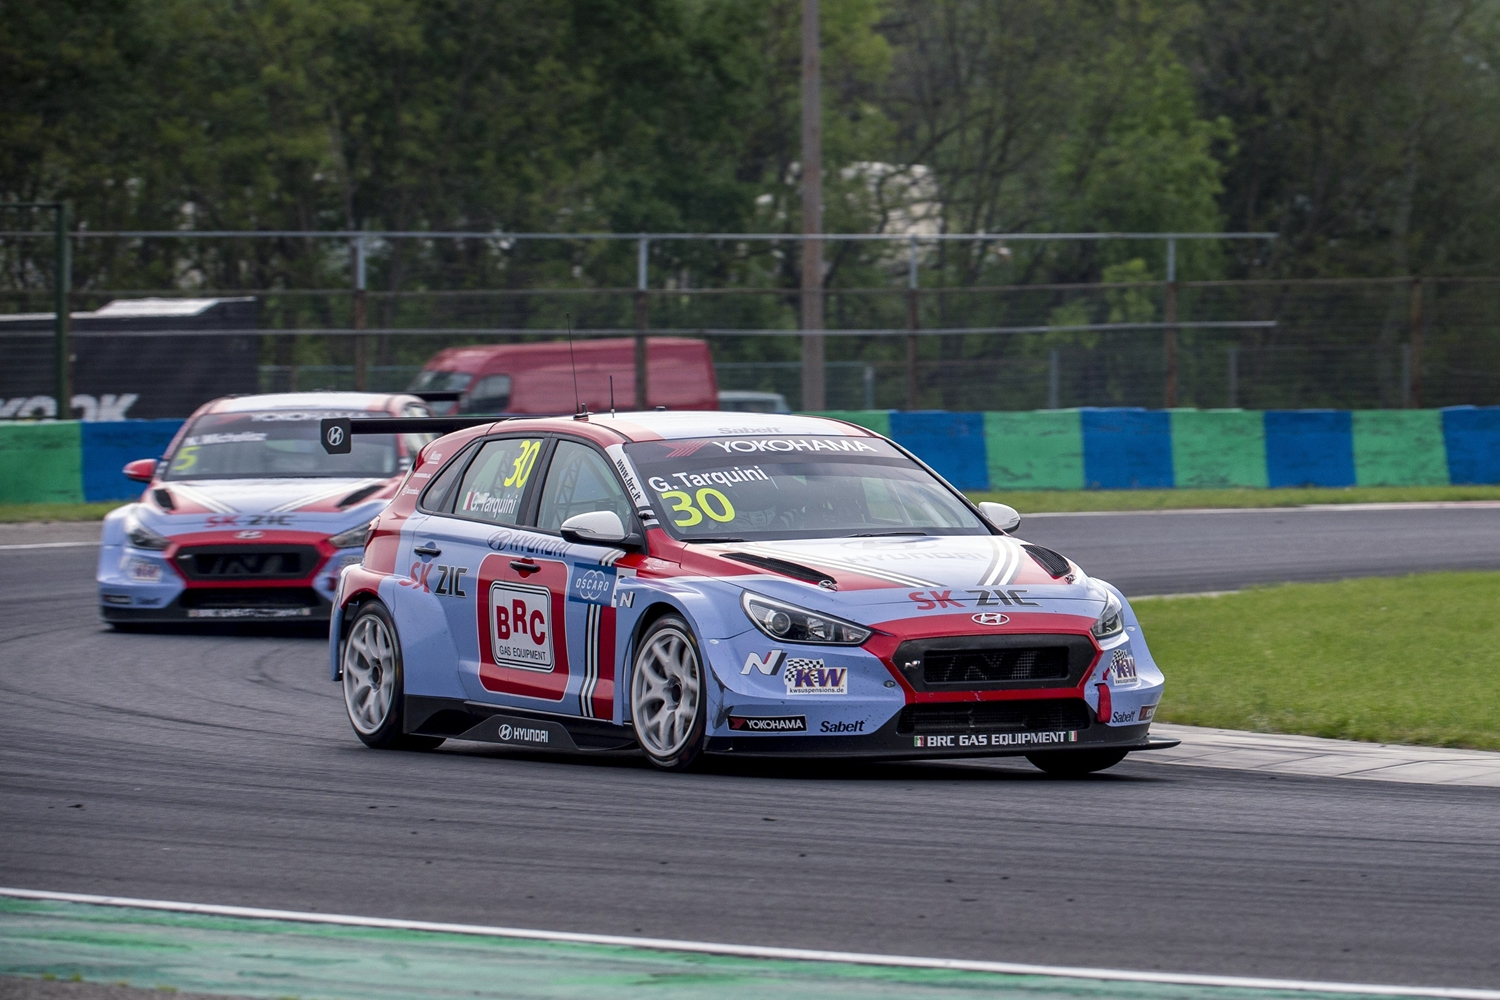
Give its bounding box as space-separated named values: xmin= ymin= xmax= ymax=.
xmin=3 ymin=504 xmax=1500 ymax=995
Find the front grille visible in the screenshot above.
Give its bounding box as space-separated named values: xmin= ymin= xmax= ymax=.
xmin=175 ymin=544 xmax=319 ymax=580
xmin=895 ymin=633 xmax=1097 ymax=692
xmin=923 ymin=646 xmax=1070 ymax=685
xmin=896 ymin=699 xmax=1091 ymax=735
xmin=179 ymin=587 xmax=321 ymax=609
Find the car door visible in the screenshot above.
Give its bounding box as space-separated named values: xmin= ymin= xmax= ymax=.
xmin=531 ymin=438 xmax=639 ymax=722
xmin=405 ymin=434 xmax=554 ymax=707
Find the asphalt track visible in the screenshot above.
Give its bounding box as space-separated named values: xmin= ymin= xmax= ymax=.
xmin=3 ymin=507 xmax=1500 ymax=991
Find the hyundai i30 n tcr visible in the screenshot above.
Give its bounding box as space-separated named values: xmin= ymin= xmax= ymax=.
xmin=98 ymin=392 xmax=433 ymax=624
xmin=329 ymin=411 xmax=1177 ymax=774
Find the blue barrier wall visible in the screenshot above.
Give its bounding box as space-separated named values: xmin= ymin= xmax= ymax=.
xmin=1081 ymin=409 xmax=1174 ymax=489
xmin=889 ymin=411 xmax=988 ymax=489
xmin=80 ymin=420 xmax=183 ymax=501
xmin=1264 ymin=411 xmax=1356 ymax=488
xmin=4 ymin=407 xmax=1499 ymax=506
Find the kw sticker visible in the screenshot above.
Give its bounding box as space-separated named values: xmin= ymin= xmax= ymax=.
xmin=783 ymin=658 xmax=847 ymax=696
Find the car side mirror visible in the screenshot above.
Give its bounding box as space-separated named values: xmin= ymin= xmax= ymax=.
xmin=560 ymin=510 xmax=638 ymax=548
xmin=979 ymin=501 xmax=1021 ymax=533
xmin=123 ymin=458 xmax=157 ymax=483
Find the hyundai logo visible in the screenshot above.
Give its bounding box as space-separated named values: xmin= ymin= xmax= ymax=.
xmin=972 ymin=612 xmax=1010 ymax=626
xmin=325 ymin=425 xmax=345 ymax=447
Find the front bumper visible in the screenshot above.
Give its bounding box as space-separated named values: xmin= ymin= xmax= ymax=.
xmin=101 ymin=589 xmax=333 ymax=622
xmin=705 ymin=715 xmax=1177 ymax=760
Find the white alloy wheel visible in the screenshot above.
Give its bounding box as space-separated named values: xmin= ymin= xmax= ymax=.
xmin=343 ymin=611 xmax=397 ymax=736
xmin=631 ymin=622 xmax=705 ymax=766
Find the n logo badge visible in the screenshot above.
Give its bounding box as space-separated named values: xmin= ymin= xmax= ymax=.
xmin=742 ymin=649 xmax=785 ymax=675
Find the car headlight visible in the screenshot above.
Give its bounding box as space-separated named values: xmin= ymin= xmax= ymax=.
xmin=123 ymin=511 xmax=170 ymax=551
xmin=328 ymin=521 xmax=373 ymax=549
xmin=742 ymin=592 xmax=871 ymax=646
xmin=1091 ymin=588 xmax=1124 ymax=641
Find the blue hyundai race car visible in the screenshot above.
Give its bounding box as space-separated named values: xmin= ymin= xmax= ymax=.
xmin=98 ymin=392 xmax=432 ymax=625
xmin=328 ymin=410 xmax=1178 ymax=775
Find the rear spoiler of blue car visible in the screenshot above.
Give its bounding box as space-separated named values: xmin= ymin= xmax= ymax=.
xmin=319 ymin=416 xmax=498 ymax=454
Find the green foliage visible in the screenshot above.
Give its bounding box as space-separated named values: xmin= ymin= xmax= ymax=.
xmin=1135 ymin=572 xmax=1500 ymax=749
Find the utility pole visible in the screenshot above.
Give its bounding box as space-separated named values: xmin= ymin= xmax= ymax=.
xmin=5 ymin=203 xmax=73 ymax=416
xmin=352 ymin=235 xmax=368 ymax=390
xmin=799 ymin=0 xmax=825 ymax=411
xmin=1163 ymin=237 xmax=1178 ymax=407
xmin=635 ymin=237 xmax=650 ymax=409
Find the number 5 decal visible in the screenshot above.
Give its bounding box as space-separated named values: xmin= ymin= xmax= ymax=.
xmin=170 ymin=445 xmax=198 ymax=473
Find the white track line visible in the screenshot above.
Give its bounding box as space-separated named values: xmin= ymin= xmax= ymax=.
xmin=3 ymin=888 xmax=1497 ymax=999
xmin=0 ymin=541 xmax=97 ymax=551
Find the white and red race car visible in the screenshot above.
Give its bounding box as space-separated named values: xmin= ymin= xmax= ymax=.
xmin=98 ymin=392 xmax=432 ymax=624
xmin=328 ymin=410 xmax=1177 ymax=774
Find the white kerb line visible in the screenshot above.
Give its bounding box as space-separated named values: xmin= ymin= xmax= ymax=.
xmin=2 ymin=888 xmax=1497 ymax=1000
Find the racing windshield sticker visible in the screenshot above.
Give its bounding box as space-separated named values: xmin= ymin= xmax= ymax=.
xmin=605 ymin=444 xmax=657 ymax=526
xmin=623 ymin=436 xmax=984 ymax=540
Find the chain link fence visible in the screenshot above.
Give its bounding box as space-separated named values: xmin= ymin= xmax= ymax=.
xmin=0 ymin=230 xmax=1494 ymax=417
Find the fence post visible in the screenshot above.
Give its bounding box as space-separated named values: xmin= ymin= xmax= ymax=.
xmin=54 ymin=203 xmax=72 ymax=418
xmin=1163 ymin=236 xmax=1178 ymax=408
xmin=1047 ymin=349 xmax=1060 ymax=409
xmin=635 ymin=237 xmax=649 ymax=409
xmin=1408 ymin=278 xmax=1424 ymax=408
xmin=905 ymin=235 xmax=919 ymax=410
xmin=1227 ymin=346 xmax=1238 ymax=408
xmin=352 ymin=235 xmax=368 ymax=391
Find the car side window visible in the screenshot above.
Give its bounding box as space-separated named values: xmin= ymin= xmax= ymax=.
xmin=418 ymin=441 xmax=478 ymax=513
xmin=452 ymin=436 xmax=545 ymax=524
xmin=536 ymin=440 xmax=632 ymax=532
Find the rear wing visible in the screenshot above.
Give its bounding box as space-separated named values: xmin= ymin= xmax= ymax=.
xmin=319 ymin=416 xmax=497 ymax=454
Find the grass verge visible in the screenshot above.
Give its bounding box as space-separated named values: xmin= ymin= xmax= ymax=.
xmin=968 ymin=484 xmax=1500 ymax=512
xmin=0 ymin=501 xmax=127 ymax=523
xmin=1134 ymin=571 xmax=1500 ymax=750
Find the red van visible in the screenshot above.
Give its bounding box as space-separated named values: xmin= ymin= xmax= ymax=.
xmin=409 ymin=337 xmax=719 ymax=414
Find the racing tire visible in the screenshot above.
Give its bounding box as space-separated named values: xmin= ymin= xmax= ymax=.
xmin=630 ymin=615 xmax=709 ymax=771
xmin=1025 ymin=749 xmax=1128 ymax=777
xmin=341 ymin=602 xmax=444 ymax=751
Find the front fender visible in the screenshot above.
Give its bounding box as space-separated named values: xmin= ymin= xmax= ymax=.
xmin=612 ymin=575 xmax=756 ymax=727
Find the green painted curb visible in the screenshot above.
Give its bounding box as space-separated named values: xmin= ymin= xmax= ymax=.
xmin=984 ymin=411 xmax=1085 ymax=490
xmin=1352 ymin=411 xmax=1449 ymax=486
xmin=0 ymin=422 xmax=84 ymax=504
xmin=1170 ymin=411 xmax=1268 ymax=489
xmin=0 ymin=899 xmax=1412 ymax=1000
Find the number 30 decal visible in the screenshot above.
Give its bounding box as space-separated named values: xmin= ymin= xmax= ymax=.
xmin=504 ymin=439 xmax=542 ymax=488
xmin=660 ymin=488 xmax=736 ymax=527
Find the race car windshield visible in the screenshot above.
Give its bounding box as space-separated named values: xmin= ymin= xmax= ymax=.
xmin=163 ymin=411 xmax=403 ymax=480
xmin=624 ymin=435 xmax=988 ymax=541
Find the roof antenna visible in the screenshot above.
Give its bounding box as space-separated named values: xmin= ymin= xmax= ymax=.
xmin=567 ymin=313 xmax=587 ymax=420
xmin=609 ymin=374 xmax=616 ymax=418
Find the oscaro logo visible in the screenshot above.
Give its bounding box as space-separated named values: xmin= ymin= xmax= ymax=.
xmin=574 ymin=570 xmax=610 ymax=602
xmin=972 ymin=613 xmax=1010 ymax=626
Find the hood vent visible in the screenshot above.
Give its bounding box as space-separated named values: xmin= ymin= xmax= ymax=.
xmin=1022 ymin=543 xmax=1071 ymax=578
xmin=337 ymin=484 xmax=384 ymax=508
xmin=152 ymin=488 xmax=175 ymax=510
xmin=724 ymin=552 xmax=837 ymax=590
